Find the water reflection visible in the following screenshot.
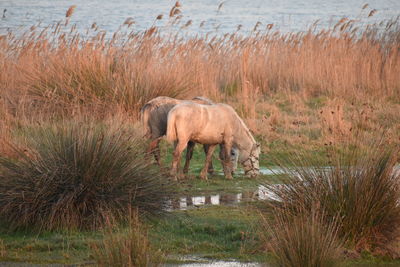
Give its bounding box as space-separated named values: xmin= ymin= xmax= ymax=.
xmin=166 ymin=165 xmax=400 ymax=211
xmin=167 ymin=184 xmax=282 ymax=211
xmin=165 ymin=255 xmax=262 ymax=267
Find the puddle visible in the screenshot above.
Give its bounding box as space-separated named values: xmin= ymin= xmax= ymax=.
xmin=165 ymin=184 xmax=282 ymax=211
xmin=261 ymin=165 xmax=400 ymax=177
xmin=164 ymin=256 xmax=262 ymax=267
xmin=166 ymin=261 xmax=261 ymax=267
xmin=166 ymin=165 xmax=400 ymax=211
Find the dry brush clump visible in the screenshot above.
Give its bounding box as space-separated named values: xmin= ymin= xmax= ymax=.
xmin=91 ymin=211 xmax=164 ymax=267
xmin=0 ymin=120 xmax=175 ymax=231
xmin=261 ymin=207 xmax=342 ymax=267
xmin=263 ymin=140 xmax=400 ymax=258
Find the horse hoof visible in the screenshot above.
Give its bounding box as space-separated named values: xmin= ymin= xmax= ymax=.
xmin=199 ymin=172 xmax=208 ymax=180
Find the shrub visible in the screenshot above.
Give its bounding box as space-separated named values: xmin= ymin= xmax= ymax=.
xmin=0 ymin=121 xmax=175 ymax=231
xmin=262 ymin=207 xmax=342 ymax=267
xmin=91 ymin=211 xmax=163 ymax=267
xmin=264 ymin=142 xmax=400 ymax=257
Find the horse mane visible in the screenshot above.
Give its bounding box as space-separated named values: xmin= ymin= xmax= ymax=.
xmin=192 ymin=96 xmax=214 ymax=105
xmin=229 ymin=107 xmax=256 ymax=145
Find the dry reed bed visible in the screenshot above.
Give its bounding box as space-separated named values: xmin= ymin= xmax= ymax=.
xmin=0 ymin=16 xmax=399 ymax=153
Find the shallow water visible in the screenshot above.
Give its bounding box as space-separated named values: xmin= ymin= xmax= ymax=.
xmin=166 ymin=164 xmax=400 ymax=210
xmin=165 ymin=256 xmax=263 ymax=267
xmin=1 ymin=0 xmax=399 ymax=35
xmin=166 ymin=183 xmax=281 ymax=210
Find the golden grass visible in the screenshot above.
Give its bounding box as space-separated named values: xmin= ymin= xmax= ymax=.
xmin=261 ymin=208 xmax=342 ymax=267
xmin=91 ymin=212 xmax=164 ymax=266
xmin=0 ymin=11 xmax=399 ymax=150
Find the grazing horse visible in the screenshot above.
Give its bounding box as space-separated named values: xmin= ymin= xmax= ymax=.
xmin=166 ymin=102 xmax=260 ymax=180
xmin=140 ymin=96 xmax=238 ymax=175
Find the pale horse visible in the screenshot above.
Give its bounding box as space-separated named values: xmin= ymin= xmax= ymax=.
xmin=166 ymin=102 xmax=260 ymax=180
xmin=141 ymin=96 xmax=239 ymax=175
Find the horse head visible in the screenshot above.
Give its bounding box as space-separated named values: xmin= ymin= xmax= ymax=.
xmin=242 ymin=142 xmax=260 ymax=177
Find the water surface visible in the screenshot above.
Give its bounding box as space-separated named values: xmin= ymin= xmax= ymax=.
xmin=1 ymin=0 xmax=399 ymax=35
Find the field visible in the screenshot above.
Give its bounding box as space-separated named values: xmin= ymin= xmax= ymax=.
xmin=0 ymin=5 xmax=400 ymax=266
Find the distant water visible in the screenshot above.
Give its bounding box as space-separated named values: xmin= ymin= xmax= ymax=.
xmin=0 ymin=0 xmax=399 ymax=35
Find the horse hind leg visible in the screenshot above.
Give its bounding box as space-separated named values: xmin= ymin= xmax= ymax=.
xmin=183 ymin=141 xmax=195 ymax=174
xmin=171 ymin=140 xmax=188 ymax=181
xmin=200 ymin=144 xmax=217 ymax=180
xmin=147 ymin=137 xmax=162 ymax=165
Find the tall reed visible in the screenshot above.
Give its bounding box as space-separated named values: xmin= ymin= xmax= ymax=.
xmin=0 ymin=8 xmax=399 ymax=158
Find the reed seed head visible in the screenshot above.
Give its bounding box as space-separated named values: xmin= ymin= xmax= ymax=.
xmin=65 ymin=5 xmax=77 ymax=18
xmin=368 ymin=9 xmax=377 ymax=17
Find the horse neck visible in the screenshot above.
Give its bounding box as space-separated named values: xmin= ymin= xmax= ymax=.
xmin=233 ymin=120 xmax=256 ymax=161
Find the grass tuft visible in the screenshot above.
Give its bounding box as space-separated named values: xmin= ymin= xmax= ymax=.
xmin=91 ymin=211 xmax=164 ymax=267
xmin=261 ymin=207 xmax=342 ymax=267
xmin=0 ymin=120 xmax=175 ymax=231
xmin=263 ymin=140 xmax=400 ymax=257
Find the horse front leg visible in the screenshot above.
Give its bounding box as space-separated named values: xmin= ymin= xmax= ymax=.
xmin=183 ymin=141 xmax=195 ymax=174
xmin=219 ymin=145 xmax=238 ymax=175
xmin=203 ymin=145 xmax=215 ymax=174
xmin=200 ymin=144 xmax=217 ymax=180
xmin=222 ymin=142 xmax=233 ymax=180
xmin=171 ymin=140 xmax=188 ymax=181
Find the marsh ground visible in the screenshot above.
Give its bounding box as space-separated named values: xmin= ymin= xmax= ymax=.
xmin=0 ymin=8 xmax=399 ymax=265
xmin=0 ymin=149 xmax=399 ymax=266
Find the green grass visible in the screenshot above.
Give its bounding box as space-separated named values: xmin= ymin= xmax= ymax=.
xmin=0 ymin=229 xmax=98 ymax=264
xmin=0 ymin=136 xmax=399 ymax=265
xmin=0 ymin=192 xmax=399 ymax=265
xmin=150 ymin=205 xmax=268 ymax=263
xmin=0 ymin=206 xmax=266 ymax=264
xmin=156 ymin=138 xmax=327 ymax=188
xmin=306 ymin=96 xmax=327 ymax=110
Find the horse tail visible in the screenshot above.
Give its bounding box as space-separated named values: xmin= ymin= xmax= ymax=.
xmin=140 ymin=103 xmax=152 ymax=138
xmin=166 ymin=112 xmax=177 ymax=143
